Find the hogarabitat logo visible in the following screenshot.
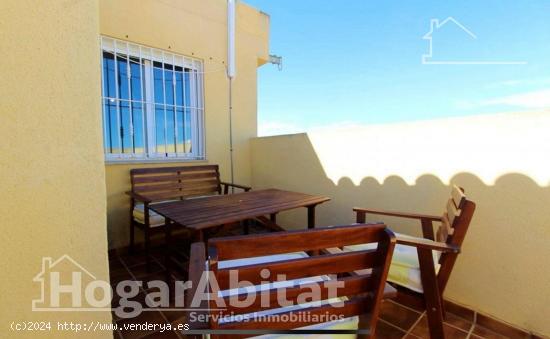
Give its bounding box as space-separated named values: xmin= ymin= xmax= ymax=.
xmin=422 ymin=16 xmax=527 ymax=65
xmin=32 ymin=255 xmax=345 ymax=318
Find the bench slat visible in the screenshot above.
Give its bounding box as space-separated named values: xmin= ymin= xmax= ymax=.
xmin=144 ymin=187 xmax=219 ymax=200
xmin=130 ymin=165 xmax=221 ymax=202
xmin=130 ymin=165 xmax=218 ymax=175
xmin=216 ymin=249 xmax=377 ymax=289
xmin=221 ymin=275 xmax=373 ymax=316
xmin=210 ymin=223 xmax=386 ymax=260
xmin=132 ymin=171 xmax=218 ymax=184
xmin=217 ymin=296 xmax=372 ymax=331
xmin=134 ymin=179 xmax=219 ymax=193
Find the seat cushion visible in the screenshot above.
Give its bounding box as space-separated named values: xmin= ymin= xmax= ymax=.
xmin=344 ymin=233 xmax=441 ymax=293
xmin=218 ymin=252 xmax=330 ymax=298
xmin=132 ymin=203 xmax=166 ymax=227
xmin=215 ymin=252 xmax=358 ymax=336
xmin=133 ymin=197 xmax=213 ymax=228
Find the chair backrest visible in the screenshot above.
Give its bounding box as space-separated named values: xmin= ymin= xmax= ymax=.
xmin=436 ymin=185 xmax=476 ymax=291
xmin=206 ymin=224 xmax=396 ymax=337
xmin=130 ymin=165 xmax=221 ymax=202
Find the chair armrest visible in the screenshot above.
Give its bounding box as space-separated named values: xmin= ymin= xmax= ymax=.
xmin=353 ymin=207 xmax=442 ymax=222
xmin=186 ymin=242 xmax=209 ymax=329
xmin=125 ymin=190 xmax=152 ymax=203
xmin=397 ymin=235 xmax=460 ymax=253
xmin=220 ymin=181 xmax=252 ymax=193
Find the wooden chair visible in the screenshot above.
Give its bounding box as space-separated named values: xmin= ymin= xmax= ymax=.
xmin=349 ymin=185 xmax=476 ymax=338
xmin=125 ymin=165 xmax=250 ymax=269
xmin=186 ymin=224 xmax=396 ymax=338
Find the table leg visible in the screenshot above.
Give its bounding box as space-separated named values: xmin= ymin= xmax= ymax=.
xmin=307 ymin=205 xmax=319 ymax=256
xmin=307 ymin=205 xmax=317 ymax=229
xmin=195 ymin=230 xmax=208 ymax=257
xmin=195 ymin=229 xmax=205 ymax=242
xmin=164 ymin=219 xmax=172 ymax=283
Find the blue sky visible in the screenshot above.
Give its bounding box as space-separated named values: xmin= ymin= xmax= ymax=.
xmin=245 ymin=0 xmax=550 ymax=136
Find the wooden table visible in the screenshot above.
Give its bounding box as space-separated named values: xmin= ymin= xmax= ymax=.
xmin=149 ymin=189 xmax=330 ymax=274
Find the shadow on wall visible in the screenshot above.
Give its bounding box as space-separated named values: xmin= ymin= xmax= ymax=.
xmin=250 ymin=132 xmax=550 ymax=336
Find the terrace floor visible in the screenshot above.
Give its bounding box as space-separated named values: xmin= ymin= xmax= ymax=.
xmin=108 ymin=225 xmax=515 ymax=339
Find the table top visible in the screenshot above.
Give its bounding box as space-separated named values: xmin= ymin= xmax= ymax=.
xmin=149 ymin=188 xmax=330 ymax=230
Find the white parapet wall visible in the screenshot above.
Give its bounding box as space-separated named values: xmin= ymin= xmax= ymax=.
xmin=251 ymin=110 xmax=550 ymax=336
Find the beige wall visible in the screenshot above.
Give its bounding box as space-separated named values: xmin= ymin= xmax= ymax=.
xmin=100 ymin=0 xmax=269 ymax=249
xmin=0 ymin=0 xmax=112 ymax=337
xmin=250 ymin=111 xmax=550 ymax=336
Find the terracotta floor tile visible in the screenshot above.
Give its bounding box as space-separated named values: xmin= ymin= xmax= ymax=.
xmin=109 ymin=248 xmax=122 ymax=260
xmin=115 ymin=291 xmax=185 ymax=329
xmin=138 ymin=271 xmax=169 ymax=287
xmin=109 ymin=260 xmax=129 ymax=273
xmin=160 ymin=296 xmax=187 ymax=323
xmin=379 ymin=300 xmax=422 ymax=331
xmin=375 ymin=319 xmax=407 ymax=338
xmin=476 ymin=313 xmax=531 ymax=338
xmin=169 ymin=270 xmax=188 ymax=282
xmin=110 ymin=256 xmax=127 ymax=271
xmin=393 ymin=293 xmax=426 ymax=313
xmin=444 ymin=312 xmax=473 ymax=332
xmin=128 ymin=261 xmax=164 ymax=280
xmin=403 ymin=333 xmax=423 ymax=339
xmin=120 ymin=252 xmax=160 ymax=269
xmin=110 ymin=268 xmax=133 ymax=287
xmin=112 ymin=293 xmax=154 ymax=319
xmin=151 ymin=251 xmax=168 ymax=264
xmin=410 ymin=315 xmax=469 ymax=339
xmin=444 ymin=300 xmax=475 ymax=322
xmin=472 ymin=324 xmax=509 ymax=339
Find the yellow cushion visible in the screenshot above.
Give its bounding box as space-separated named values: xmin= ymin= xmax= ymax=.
xmin=344 ymin=233 xmax=441 ymax=293
xmin=133 ymin=197 xmax=212 ymax=228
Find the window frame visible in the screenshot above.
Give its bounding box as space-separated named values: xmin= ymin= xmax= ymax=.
xmin=100 ymin=36 xmax=205 ymax=163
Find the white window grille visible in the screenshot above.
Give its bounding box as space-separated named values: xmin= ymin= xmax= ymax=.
xmin=100 ymin=36 xmax=205 ymax=162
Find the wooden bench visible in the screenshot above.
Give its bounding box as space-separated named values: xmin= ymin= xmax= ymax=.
xmin=125 ymin=165 xmax=250 ymax=269
xmin=186 ymin=224 xmax=396 ymax=338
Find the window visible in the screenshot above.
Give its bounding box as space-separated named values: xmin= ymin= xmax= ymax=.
xmin=100 ymin=37 xmax=205 ymax=161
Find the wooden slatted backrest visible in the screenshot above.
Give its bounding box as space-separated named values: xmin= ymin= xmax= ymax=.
xmin=436 ymin=185 xmax=468 ymax=242
xmin=207 ymin=224 xmax=396 ymax=337
xmin=436 ymin=185 xmax=476 ymax=292
xmin=130 ymin=165 xmax=221 ymax=202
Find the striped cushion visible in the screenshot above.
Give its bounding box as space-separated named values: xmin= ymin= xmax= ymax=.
xmin=216 ymin=252 xmax=359 ymax=337
xmin=344 ymin=233 xmax=441 ymax=293
xmin=133 ymin=197 xmax=212 ymax=228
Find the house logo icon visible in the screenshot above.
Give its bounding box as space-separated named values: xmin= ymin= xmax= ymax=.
xmin=422 ymin=16 xmax=527 ymax=65
xmin=32 ymin=255 xmax=112 ymax=311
